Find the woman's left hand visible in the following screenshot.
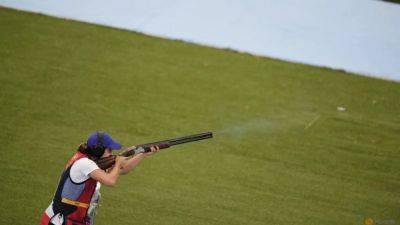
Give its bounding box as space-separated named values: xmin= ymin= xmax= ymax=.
xmin=143 ymin=145 xmax=160 ymax=156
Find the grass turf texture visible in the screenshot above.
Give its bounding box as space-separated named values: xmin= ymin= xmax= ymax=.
xmin=0 ymin=6 xmax=399 ymax=225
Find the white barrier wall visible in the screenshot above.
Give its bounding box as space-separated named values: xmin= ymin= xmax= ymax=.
xmin=1 ymin=0 xmax=400 ymax=81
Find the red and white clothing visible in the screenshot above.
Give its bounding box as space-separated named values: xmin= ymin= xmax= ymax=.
xmin=40 ymin=152 xmax=101 ymax=225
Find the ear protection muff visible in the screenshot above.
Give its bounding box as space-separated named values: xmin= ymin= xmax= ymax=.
xmin=90 ymin=131 xmax=106 ymax=158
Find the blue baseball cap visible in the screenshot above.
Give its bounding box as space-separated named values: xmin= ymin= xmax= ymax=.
xmin=87 ymin=131 xmax=122 ymax=150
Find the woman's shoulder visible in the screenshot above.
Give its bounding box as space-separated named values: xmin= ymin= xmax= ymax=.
xmin=73 ymin=157 xmax=98 ymax=169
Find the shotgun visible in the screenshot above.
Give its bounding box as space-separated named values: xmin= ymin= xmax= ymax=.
xmin=96 ymin=132 xmax=213 ymax=170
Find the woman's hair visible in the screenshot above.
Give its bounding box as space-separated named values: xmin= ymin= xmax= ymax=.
xmin=77 ymin=143 xmax=104 ymax=159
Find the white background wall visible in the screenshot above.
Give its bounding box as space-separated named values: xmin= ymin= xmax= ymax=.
xmin=1 ymin=0 xmax=399 ymax=81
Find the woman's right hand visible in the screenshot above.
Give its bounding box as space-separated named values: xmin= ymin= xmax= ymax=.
xmin=91 ymin=156 xmax=127 ymax=186
xmin=114 ymin=156 xmax=127 ymax=168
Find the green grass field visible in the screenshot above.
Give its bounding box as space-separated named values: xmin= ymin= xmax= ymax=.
xmin=0 ymin=7 xmax=399 ymax=225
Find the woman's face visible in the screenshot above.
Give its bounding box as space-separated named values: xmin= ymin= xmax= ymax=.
xmin=101 ymin=148 xmax=112 ymax=158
